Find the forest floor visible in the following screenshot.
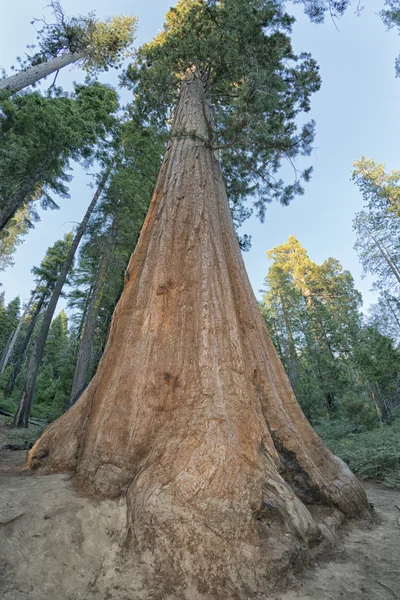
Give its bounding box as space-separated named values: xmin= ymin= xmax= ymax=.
xmin=0 ymin=425 xmax=399 ymax=600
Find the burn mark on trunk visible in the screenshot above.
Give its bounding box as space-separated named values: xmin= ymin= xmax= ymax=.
xmin=269 ymin=432 xmax=329 ymax=506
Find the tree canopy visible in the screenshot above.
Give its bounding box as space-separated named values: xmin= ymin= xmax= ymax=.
xmin=125 ymin=0 xmax=320 ymax=232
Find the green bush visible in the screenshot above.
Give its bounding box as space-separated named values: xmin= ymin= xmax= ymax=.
xmin=316 ymin=419 xmax=400 ymax=488
xmin=339 ymin=392 xmax=379 ymax=431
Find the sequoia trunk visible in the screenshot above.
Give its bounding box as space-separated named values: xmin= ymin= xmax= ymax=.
xmin=28 ymin=70 xmax=368 ymax=599
xmin=0 ymin=51 xmax=87 ymax=95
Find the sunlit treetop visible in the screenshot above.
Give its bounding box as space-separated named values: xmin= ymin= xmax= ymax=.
xmin=353 ymin=157 xmax=400 ymax=216
xmin=125 ymin=0 xmax=321 ymax=236
xmin=20 ymin=1 xmax=137 ymax=74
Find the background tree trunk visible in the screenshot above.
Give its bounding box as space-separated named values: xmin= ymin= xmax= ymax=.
xmin=69 ymin=231 xmax=114 ymax=406
xmin=0 ymin=171 xmax=44 ymax=232
xmin=4 ymin=292 xmax=46 ymax=395
xmin=28 ymin=70 xmax=368 ymax=599
xmin=0 ymin=51 xmax=87 ymax=95
xmin=0 ymin=330 xmax=15 ymax=375
xmin=0 ymin=293 xmax=35 ymax=376
xmin=13 ymin=171 xmax=109 ymax=427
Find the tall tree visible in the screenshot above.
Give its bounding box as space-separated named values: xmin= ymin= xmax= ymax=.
xmin=353 ymin=158 xmax=400 ymax=309
xmin=0 ymin=206 xmax=31 ymax=271
xmin=0 ymin=1 xmax=136 ymax=94
xmin=368 ymin=292 xmax=400 ymax=343
xmin=263 ymin=236 xmax=362 ymax=418
xmin=3 ymin=234 xmax=73 ymax=395
xmin=28 ymin=2 xmax=367 ymax=597
xmin=13 ymin=167 xmax=111 ymax=427
xmin=34 ymin=310 xmax=75 ymax=417
xmin=0 ymin=295 xmax=21 ymax=372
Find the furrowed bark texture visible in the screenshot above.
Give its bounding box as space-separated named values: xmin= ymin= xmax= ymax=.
xmin=28 ymin=71 xmax=368 ymax=599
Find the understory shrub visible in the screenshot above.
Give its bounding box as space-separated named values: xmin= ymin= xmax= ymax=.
xmin=316 ymin=419 xmax=400 ymax=488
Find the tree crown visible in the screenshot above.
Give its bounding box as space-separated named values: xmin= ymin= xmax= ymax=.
xmin=125 ymin=0 xmax=320 ymax=229
xmin=25 ymin=1 xmax=137 ymax=74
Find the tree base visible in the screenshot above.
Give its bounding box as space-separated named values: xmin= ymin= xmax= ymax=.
xmin=27 ymin=384 xmax=370 ymax=599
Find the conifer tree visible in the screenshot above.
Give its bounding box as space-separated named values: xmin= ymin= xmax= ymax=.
xmin=0 ymin=83 xmax=118 ymax=232
xmin=0 ymin=1 xmax=137 ymax=94
xmin=3 ymin=234 xmax=73 ymax=395
xmin=14 ymin=167 xmax=111 ymax=427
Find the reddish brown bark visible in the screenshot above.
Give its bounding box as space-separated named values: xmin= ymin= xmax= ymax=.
xmin=28 ymin=70 xmax=368 ymax=599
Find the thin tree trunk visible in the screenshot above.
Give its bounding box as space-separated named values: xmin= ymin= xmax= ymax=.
xmin=0 ymin=330 xmax=15 ymax=374
xmin=0 ymin=51 xmax=87 ymax=95
xmin=0 ymin=293 xmax=35 ymax=376
xmin=5 ymin=292 xmax=46 ymax=395
xmin=279 ymin=292 xmax=298 ymax=387
xmin=69 ymin=231 xmax=114 ymax=406
xmin=0 ymin=172 xmax=42 ymax=232
xmin=364 ymin=224 xmax=400 ymax=286
xmin=27 ymin=69 xmax=368 ymax=598
xmin=13 ymin=171 xmax=109 ymax=428
xmin=383 ymin=292 xmax=400 ymax=332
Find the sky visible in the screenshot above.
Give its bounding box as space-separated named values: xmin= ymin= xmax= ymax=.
xmin=1 ymin=0 xmax=399 ymax=315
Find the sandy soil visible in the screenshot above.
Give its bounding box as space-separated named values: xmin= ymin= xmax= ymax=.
xmin=0 ymin=448 xmax=399 ymax=600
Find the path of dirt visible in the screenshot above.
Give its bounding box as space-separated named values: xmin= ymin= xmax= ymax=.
xmin=0 ymin=449 xmax=399 ymax=600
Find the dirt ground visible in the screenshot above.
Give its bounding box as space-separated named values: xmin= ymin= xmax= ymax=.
xmin=0 ymin=446 xmax=399 ymax=600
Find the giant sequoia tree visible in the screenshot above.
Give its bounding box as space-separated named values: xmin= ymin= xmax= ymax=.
xmin=29 ymin=2 xmax=368 ymax=598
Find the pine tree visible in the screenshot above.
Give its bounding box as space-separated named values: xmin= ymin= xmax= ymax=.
xmin=0 ymin=1 xmax=136 ymax=94
xmin=3 ymin=235 xmax=73 ymax=395
xmin=13 ymin=167 xmax=111 ymax=427
xmin=263 ymin=236 xmax=362 ymax=419
xmin=0 ymin=83 xmax=118 ymax=232
xmin=0 ymin=296 xmax=21 ymax=371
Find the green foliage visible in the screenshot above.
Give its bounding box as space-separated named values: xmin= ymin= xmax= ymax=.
xmin=352 ymin=157 xmax=400 ymax=342
xmin=34 ymin=310 xmax=74 ymax=417
xmin=0 ymin=295 xmax=20 ymax=355
xmin=32 ymin=232 xmax=74 ymax=293
xmin=353 ymin=159 xmax=400 ymax=303
xmin=11 ymin=1 xmax=137 ymax=76
xmin=125 ymin=0 xmax=320 ymax=229
xmin=0 ymin=206 xmax=31 ymax=271
xmin=317 ymin=418 xmax=400 ymax=488
xmin=0 ymin=82 xmax=118 ymax=232
xmin=262 ymin=236 xmax=400 ymax=427
xmin=262 ymin=236 xmax=362 ymax=418
xmin=339 ymin=391 xmax=379 ymax=431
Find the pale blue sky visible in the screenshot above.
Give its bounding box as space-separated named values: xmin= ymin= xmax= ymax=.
xmin=1 ymin=0 xmax=399 ymax=314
